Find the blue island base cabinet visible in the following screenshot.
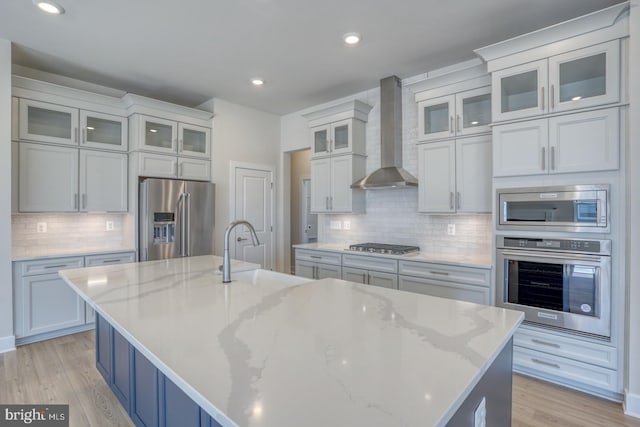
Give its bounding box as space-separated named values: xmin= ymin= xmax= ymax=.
xmin=96 ymin=314 xmax=221 ymax=427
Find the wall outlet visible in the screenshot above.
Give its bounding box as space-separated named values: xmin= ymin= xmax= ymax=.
xmin=447 ymin=224 xmax=456 ymax=235
xmin=329 ymin=220 xmax=342 ymax=230
xmin=343 ymin=220 xmax=351 ymax=230
xmin=106 ymin=221 xmax=115 ymax=231
xmin=36 ymin=222 xmax=47 ymax=233
xmin=474 ymin=397 xmax=486 ymax=427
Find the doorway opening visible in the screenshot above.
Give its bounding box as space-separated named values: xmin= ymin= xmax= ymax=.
xmin=290 ymin=149 xmax=317 ymax=273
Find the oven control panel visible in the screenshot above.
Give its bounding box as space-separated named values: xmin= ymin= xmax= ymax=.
xmin=500 ymin=237 xmax=610 ymax=255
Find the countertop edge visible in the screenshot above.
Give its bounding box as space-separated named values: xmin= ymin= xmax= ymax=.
xmin=12 ymin=247 xmax=137 ymax=262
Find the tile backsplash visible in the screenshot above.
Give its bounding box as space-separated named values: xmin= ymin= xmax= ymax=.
xmin=317 ymin=82 xmax=492 ymax=254
xmin=12 ymin=213 xmax=135 ymax=256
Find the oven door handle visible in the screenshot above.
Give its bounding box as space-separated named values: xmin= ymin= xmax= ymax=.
xmin=498 ymin=250 xmax=605 ymax=263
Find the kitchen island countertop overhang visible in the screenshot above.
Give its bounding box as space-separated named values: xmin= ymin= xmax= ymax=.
xmin=59 ymin=255 xmax=523 ymax=427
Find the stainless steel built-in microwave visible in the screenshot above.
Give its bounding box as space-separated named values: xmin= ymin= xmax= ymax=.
xmin=497 ymin=185 xmax=609 ymax=233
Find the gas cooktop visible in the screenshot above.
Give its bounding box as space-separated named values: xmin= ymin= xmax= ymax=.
xmin=348 ymin=243 xmax=420 ymax=255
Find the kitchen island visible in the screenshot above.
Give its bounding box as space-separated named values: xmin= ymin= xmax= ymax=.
xmin=59 ymin=255 xmax=523 ymax=427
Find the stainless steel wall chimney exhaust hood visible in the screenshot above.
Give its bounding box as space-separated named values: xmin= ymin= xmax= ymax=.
xmin=351 ymin=75 xmax=418 ymax=189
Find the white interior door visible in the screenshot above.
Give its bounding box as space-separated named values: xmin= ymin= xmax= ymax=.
xmin=233 ymin=165 xmax=274 ymax=269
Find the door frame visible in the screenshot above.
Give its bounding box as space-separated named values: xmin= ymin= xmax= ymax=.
xmin=229 ymin=161 xmax=276 ymax=269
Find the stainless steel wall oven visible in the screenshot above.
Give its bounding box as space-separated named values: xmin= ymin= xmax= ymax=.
xmin=496 ymin=236 xmax=611 ymax=339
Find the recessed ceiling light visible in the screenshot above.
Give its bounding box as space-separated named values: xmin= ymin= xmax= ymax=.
xmin=33 ymin=0 xmax=65 ymax=15
xmin=343 ymin=32 xmax=362 ymax=46
xmin=251 ymin=78 xmax=265 ymax=86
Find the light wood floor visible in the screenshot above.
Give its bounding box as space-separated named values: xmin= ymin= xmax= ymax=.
xmin=1 ymin=331 xmax=639 ymax=427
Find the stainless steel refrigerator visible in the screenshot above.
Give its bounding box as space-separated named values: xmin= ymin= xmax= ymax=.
xmin=139 ymin=178 xmax=215 ymax=261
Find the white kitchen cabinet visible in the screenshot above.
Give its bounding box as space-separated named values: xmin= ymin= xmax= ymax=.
xmin=493 ymin=108 xmax=618 ymax=177
xmin=19 ymin=142 xmax=128 ymax=213
xmin=79 ymin=150 xmax=128 ymax=212
xmin=19 ymin=99 xmax=128 ymax=151
xmin=342 ymin=254 xmax=399 ymax=289
xmin=311 ymin=118 xmax=364 ymax=158
xmin=80 ymin=110 xmax=128 ymax=151
xmin=492 ymin=41 xmax=620 ymax=122
xmin=130 ymin=114 xmax=211 ymax=158
xmin=178 ymin=157 xmax=211 ymax=181
xmin=418 ymin=135 xmax=492 ymax=213
xmin=295 ymin=249 xmax=342 ymax=280
xmin=13 ymin=256 xmax=86 ymax=343
xmin=132 ymin=152 xmax=210 ymax=181
xmin=310 ymin=154 xmax=365 ymax=213
xmin=19 ymin=99 xmax=79 ymax=146
xmin=19 ymin=143 xmax=79 ymax=212
xmin=178 ymin=122 xmax=210 ymax=159
xmin=398 ymin=260 xmax=490 ymax=305
xmin=416 ymin=86 xmax=491 ymax=142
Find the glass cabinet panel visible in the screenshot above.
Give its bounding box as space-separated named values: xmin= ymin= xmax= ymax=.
xmin=81 ymin=111 xmax=127 ymax=151
xmin=312 ymin=126 xmax=329 ymax=156
xmin=19 ymin=99 xmax=79 ymax=145
xmin=462 ymin=94 xmax=491 ymax=128
xmin=333 ymin=123 xmax=349 ymax=151
xmin=424 ymin=102 xmax=450 ymax=134
xmin=179 ymin=123 xmax=210 ymax=159
xmin=558 ymin=53 xmax=606 ymax=102
xmin=500 ymin=70 xmax=538 ymax=113
xmin=145 ymin=121 xmax=174 ymax=149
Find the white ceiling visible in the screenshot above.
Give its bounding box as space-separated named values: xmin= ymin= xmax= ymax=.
xmin=0 ymin=0 xmax=624 ymax=114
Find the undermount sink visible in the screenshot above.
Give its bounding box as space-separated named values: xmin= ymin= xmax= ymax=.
xmin=232 ymin=269 xmax=311 ymax=287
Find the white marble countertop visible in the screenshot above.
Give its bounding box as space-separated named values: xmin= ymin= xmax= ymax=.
xmin=60 ymin=255 xmax=522 ymax=427
xmin=12 ymin=246 xmax=137 ymax=261
xmin=293 ymin=243 xmax=492 ymax=269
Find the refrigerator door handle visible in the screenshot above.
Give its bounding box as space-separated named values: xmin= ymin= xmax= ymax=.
xmin=176 ymin=192 xmax=187 ymax=257
xmin=185 ymin=192 xmax=191 ymax=257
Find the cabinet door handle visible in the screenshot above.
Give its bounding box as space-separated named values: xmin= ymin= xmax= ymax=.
xmin=531 ymin=358 xmax=560 ymax=369
xmin=430 ymin=271 xmax=449 ymax=276
xmin=541 ymin=87 xmax=545 ymax=110
xmin=456 ymin=192 xmax=460 ymax=210
xmin=74 ymin=127 xmax=78 ymax=143
xmin=450 ymin=116 xmax=454 ymax=133
xmin=456 ymin=115 xmax=461 ymax=133
xmin=362 ymin=273 xmax=367 ymax=284
xmin=551 ymin=146 xmax=556 ymax=170
xmin=314 ymin=265 xmax=319 ymax=280
xmin=101 ymin=259 xmax=121 ymax=264
xmin=82 ymin=194 xmax=87 ymax=210
xmin=310 ymin=255 xmax=321 ymax=259
xmin=44 ymin=264 xmax=67 ymax=269
xmin=531 ymin=338 xmax=560 ymax=348
xmin=367 ymin=272 xmax=371 ymax=284
xmin=179 ymin=139 xmax=184 ymax=152
xmin=81 ymin=128 xmax=86 ymax=144
xmin=325 ymin=196 xmax=329 ymax=210
xmin=551 ymin=84 xmax=555 ymax=109
xmin=541 ymin=147 xmax=546 ymax=170
xmin=449 ymin=192 xmax=454 ymax=210
xmin=330 ymin=196 xmax=333 ymax=211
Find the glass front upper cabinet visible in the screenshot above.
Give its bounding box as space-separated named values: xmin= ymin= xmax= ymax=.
xmin=330 ymin=119 xmax=352 ymax=155
xmin=139 ymin=115 xmax=177 ymax=154
xmin=80 ymin=111 xmax=128 ymax=151
xmin=548 ymin=40 xmax=620 ymax=113
xmin=178 ymin=123 xmax=210 ymax=159
xmin=492 ymin=59 xmax=548 ymax=122
xmin=417 ymin=95 xmax=454 ymax=141
xmin=311 ymin=125 xmax=330 ymax=157
xmin=455 ymin=86 xmax=492 ymax=137
xmin=19 ymin=99 xmax=79 ymax=146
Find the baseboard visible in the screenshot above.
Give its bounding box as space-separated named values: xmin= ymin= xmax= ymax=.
xmin=624 ymin=389 xmax=640 ymax=419
xmin=0 ymin=335 xmax=16 ymax=354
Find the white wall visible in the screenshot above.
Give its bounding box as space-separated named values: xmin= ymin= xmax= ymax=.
xmin=625 ymin=0 xmax=640 ymax=417
xmin=0 ymin=39 xmax=14 ymax=353
xmin=211 ymin=98 xmax=281 ymax=262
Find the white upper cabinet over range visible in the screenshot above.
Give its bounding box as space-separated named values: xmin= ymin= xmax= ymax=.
xmin=416 ymin=85 xmax=491 ymax=142
xmin=492 ymin=40 xmax=620 ymax=122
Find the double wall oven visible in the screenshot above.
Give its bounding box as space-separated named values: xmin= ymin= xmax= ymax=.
xmin=495 ymin=185 xmax=612 ymax=339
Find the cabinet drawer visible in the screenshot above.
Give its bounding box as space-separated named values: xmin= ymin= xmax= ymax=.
xmin=85 ymin=252 xmax=136 ymax=267
xmin=515 ymin=326 xmax=617 ymax=369
xmin=295 ymin=249 xmax=341 ymax=266
xmin=398 ymin=260 xmax=489 ymax=286
xmin=342 ymin=254 xmax=398 ymax=274
xmin=514 ymin=346 xmax=618 ymax=392
xmin=17 ymin=256 xmax=84 ymax=276
xmin=398 ymin=275 xmax=490 ymax=305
